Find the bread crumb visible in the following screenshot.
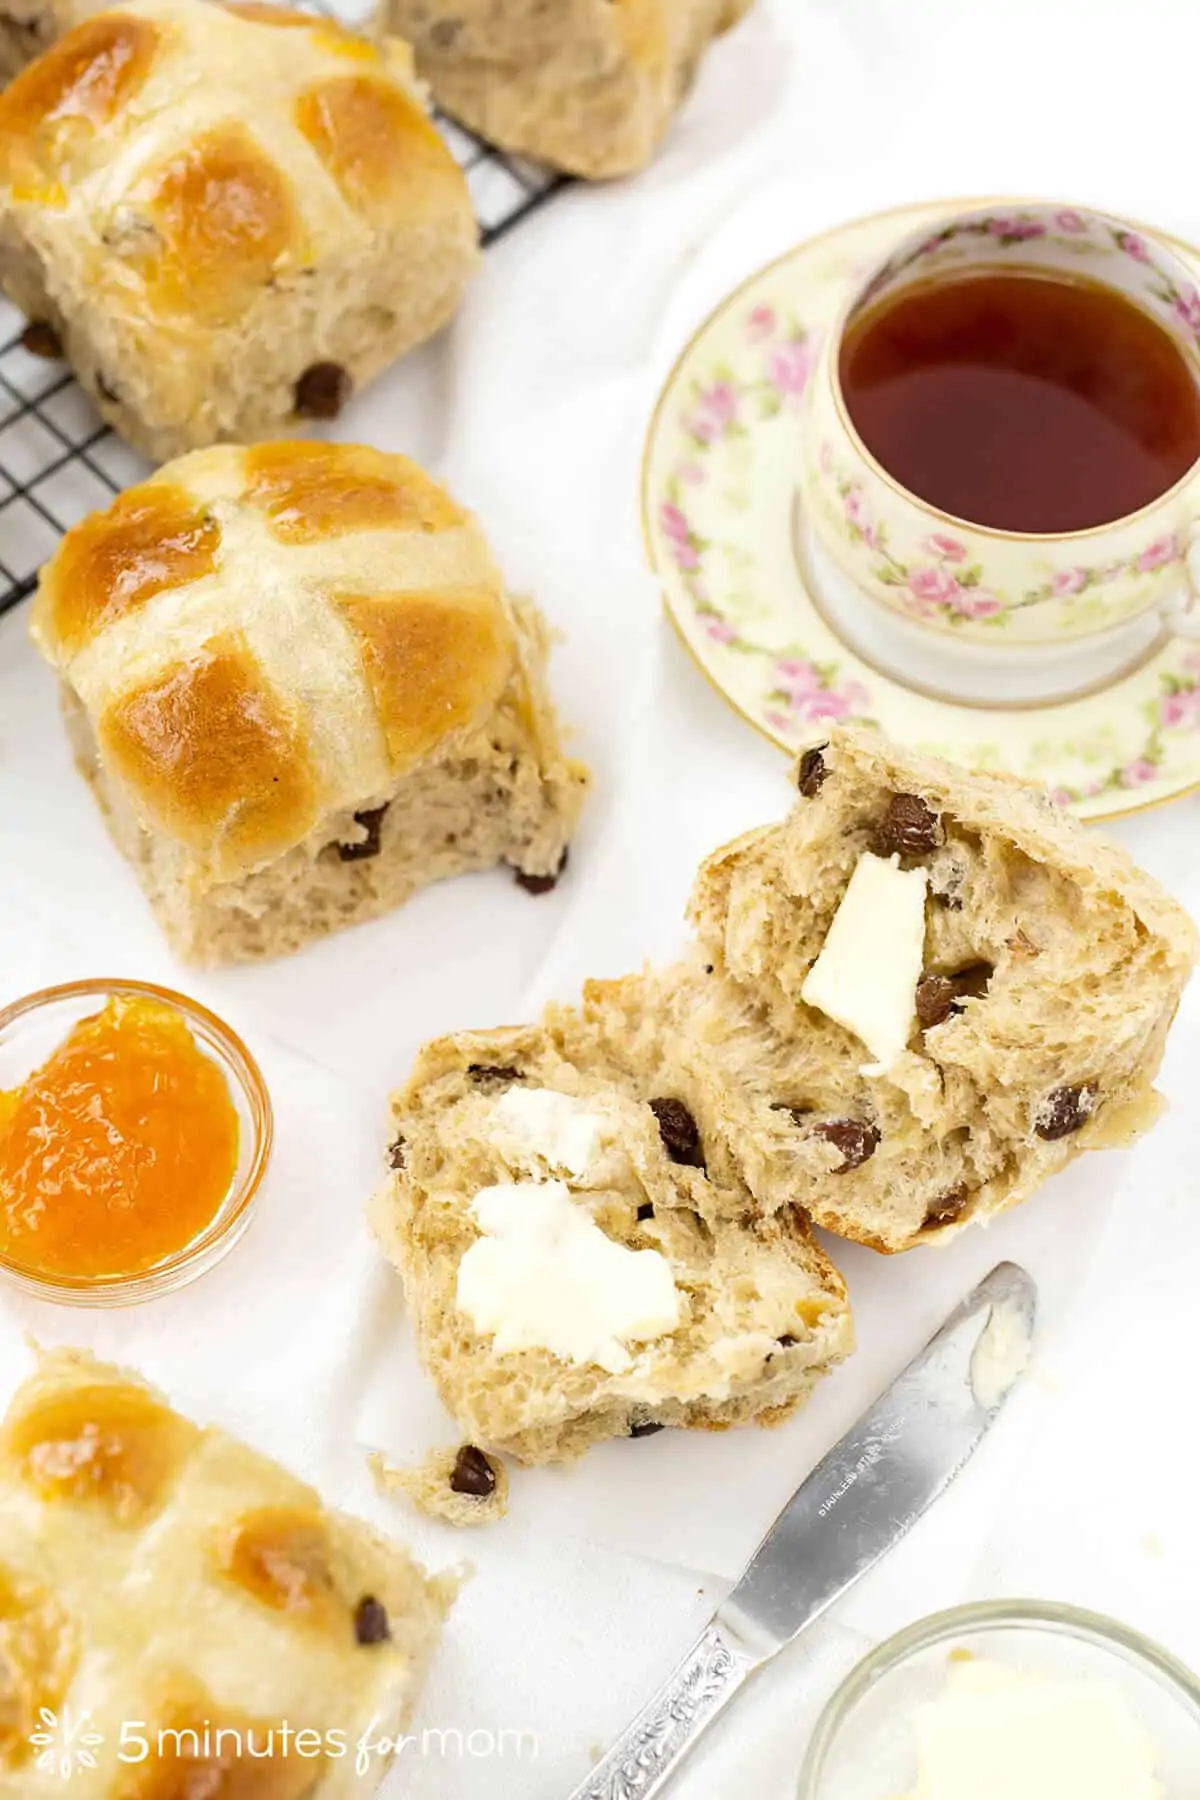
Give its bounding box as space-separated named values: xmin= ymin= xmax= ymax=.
xmin=370 ymin=1446 xmax=509 ymax=1529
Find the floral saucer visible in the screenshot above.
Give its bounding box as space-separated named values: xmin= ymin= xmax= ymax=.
xmin=641 ymin=199 xmax=1200 ymax=822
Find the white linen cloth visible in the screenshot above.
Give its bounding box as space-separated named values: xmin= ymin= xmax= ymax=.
xmin=1 ymin=1 xmax=1199 ymax=1793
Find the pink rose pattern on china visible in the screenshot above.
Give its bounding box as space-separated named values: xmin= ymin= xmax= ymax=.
xmin=746 ymin=304 xmax=777 ymax=342
xmin=866 ymin=209 xmax=1200 ymax=313
xmin=835 ymin=481 xmax=1008 ymax=625
xmin=826 ymin=450 xmax=1189 ymax=625
xmin=769 ymin=340 xmax=815 ymax=395
xmin=659 ymin=500 xmax=702 ymax=572
xmin=655 ymin=281 xmax=1200 ymax=799
xmin=1024 ymin=533 xmax=1186 ymax=607
xmin=921 ymin=533 xmax=968 ymax=564
xmin=769 ymin=656 xmax=870 ymax=725
xmin=843 ymin=484 xmax=876 ymax=547
xmin=1049 ymin=653 xmax=1200 ymax=803
xmin=908 ymin=565 xmax=961 ymax=605
xmin=681 ymin=312 xmax=822 ymax=452
xmin=1115 ymin=229 xmax=1151 ymax=264
xmin=985 ymin=217 xmax=1046 ymax=241
xmin=1160 ymin=655 xmax=1200 ymax=730
xmin=660 ymin=305 xmax=872 ymax=736
xmin=1174 ymin=287 xmax=1200 ymax=335
xmin=1137 ymin=534 xmax=1180 ymax=572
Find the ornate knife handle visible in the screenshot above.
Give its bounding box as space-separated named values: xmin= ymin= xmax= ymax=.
xmin=567 ymin=1620 xmax=759 ymax=1800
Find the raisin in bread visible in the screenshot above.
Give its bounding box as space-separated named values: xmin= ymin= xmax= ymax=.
xmin=371 ymin=1025 xmax=853 ymax=1465
xmin=30 ymin=442 xmax=589 ymax=966
xmin=370 ymin=1443 xmax=509 ymax=1528
xmin=668 ymin=728 xmax=1197 ymax=1252
xmin=377 ymin=0 xmax=754 ymax=179
xmin=0 ymin=1348 xmax=456 ymax=1798
xmin=0 ymin=0 xmax=477 ymax=460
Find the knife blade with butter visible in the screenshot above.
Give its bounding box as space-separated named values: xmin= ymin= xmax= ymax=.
xmin=567 ymin=1260 xmax=1036 ymax=1800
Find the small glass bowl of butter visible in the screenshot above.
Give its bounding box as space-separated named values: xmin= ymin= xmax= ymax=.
xmin=798 ymin=1600 xmax=1200 ymax=1800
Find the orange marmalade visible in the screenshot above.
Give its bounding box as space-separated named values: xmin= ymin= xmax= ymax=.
xmin=0 ymin=996 xmax=239 ymax=1281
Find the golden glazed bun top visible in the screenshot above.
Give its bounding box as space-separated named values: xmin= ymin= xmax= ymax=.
xmin=0 ymin=1349 xmax=452 ymax=1795
xmin=32 ymin=442 xmax=517 ymax=881
xmin=0 ymin=0 xmax=472 ymax=330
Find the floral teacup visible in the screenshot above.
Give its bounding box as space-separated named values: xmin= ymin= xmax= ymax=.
xmin=799 ymin=201 xmax=1200 ymax=699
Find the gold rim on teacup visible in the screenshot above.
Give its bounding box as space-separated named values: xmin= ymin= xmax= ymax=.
xmin=799 ymin=200 xmax=1200 ymax=691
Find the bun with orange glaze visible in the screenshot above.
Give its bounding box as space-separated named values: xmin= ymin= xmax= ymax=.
xmin=31 ymin=441 xmax=588 ymax=964
xmin=0 ymin=1347 xmax=456 ymax=1796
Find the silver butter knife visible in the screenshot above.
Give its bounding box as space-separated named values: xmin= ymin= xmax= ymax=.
xmin=568 ymin=1259 xmax=1036 ymax=1800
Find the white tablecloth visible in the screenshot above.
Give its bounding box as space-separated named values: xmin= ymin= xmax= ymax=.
xmin=2 ymin=1 xmax=1199 ymax=1793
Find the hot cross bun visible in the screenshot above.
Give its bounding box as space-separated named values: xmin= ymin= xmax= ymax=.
xmin=0 ymin=0 xmax=478 ymax=459
xmin=377 ymin=0 xmax=755 ymax=179
xmin=30 ymin=440 xmax=589 ymax=965
xmin=0 ymin=1348 xmax=455 ymax=1797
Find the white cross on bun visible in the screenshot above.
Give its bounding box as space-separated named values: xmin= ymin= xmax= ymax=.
xmin=30 ymin=440 xmax=589 ymax=965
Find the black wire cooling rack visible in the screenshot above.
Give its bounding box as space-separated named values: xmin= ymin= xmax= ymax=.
xmin=0 ymin=16 xmax=563 ymax=620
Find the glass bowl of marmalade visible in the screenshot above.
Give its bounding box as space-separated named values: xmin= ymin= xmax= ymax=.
xmin=0 ymin=978 xmax=272 ymax=1305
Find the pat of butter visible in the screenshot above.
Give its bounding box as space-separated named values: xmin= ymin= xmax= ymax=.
xmin=488 ymin=1087 xmax=605 ymax=1179
xmin=456 ymin=1180 xmax=681 ymax=1373
xmin=903 ymin=1660 xmax=1163 ymax=1800
xmin=970 ymin=1298 xmax=1033 ymax=1411
xmin=801 ymin=852 xmax=928 ymax=1075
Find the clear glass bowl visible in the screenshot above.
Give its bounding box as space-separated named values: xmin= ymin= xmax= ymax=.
xmin=798 ymin=1600 xmax=1200 ymax=1799
xmin=0 ymin=978 xmax=272 ymax=1305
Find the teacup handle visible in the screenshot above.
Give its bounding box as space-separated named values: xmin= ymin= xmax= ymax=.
xmin=1165 ymin=526 xmax=1200 ymax=638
